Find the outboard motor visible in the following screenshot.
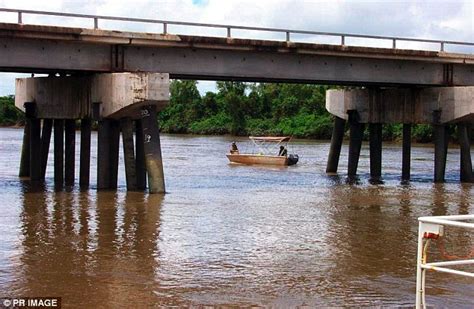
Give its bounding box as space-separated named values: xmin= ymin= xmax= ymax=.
xmin=288 ymin=154 xmax=299 ymax=166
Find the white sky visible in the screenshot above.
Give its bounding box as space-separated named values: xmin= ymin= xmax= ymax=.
xmin=0 ymin=0 xmax=473 ymax=95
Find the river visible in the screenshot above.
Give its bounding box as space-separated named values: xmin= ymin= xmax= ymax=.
xmin=0 ymin=127 xmax=473 ymax=307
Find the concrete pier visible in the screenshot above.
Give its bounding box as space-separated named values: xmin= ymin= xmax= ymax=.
xmin=141 ymin=105 xmax=165 ymax=193
xmin=402 ymin=124 xmax=412 ymax=181
xmin=135 ymin=120 xmax=147 ymax=190
xmin=326 ymin=116 xmax=346 ymax=173
xmin=458 ymin=123 xmax=473 ymax=182
xmin=109 ymin=120 xmax=120 ymax=189
xmin=16 ymin=73 xmax=169 ymax=191
xmin=64 ymin=119 xmax=76 ymax=186
xmin=54 ymin=119 xmax=64 ymax=186
xmin=97 ymin=120 xmax=111 ymax=190
xmin=369 ymin=123 xmax=382 ymax=179
xmin=347 ymin=110 xmax=364 ymax=177
xmin=120 ymin=118 xmax=137 ymax=191
xmin=40 ymin=119 xmax=53 ymax=179
xmin=24 ymin=102 xmax=41 ymax=182
xmin=433 ymin=124 xmax=448 ymax=183
xmin=79 ymin=118 xmax=91 ymax=188
xmin=19 ymin=121 xmax=30 ymax=178
xmin=326 ymin=87 xmax=474 ymax=182
xmin=29 ymin=118 xmax=41 ymax=181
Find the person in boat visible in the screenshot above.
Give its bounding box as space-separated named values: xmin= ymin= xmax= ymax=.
xmin=230 ymin=141 xmax=239 ymax=154
xmin=278 ymin=145 xmax=287 ymax=157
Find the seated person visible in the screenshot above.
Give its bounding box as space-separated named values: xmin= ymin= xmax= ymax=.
xmin=230 ymin=142 xmax=239 ymax=154
xmin=278 ymin=145 xmax=287 ymax=156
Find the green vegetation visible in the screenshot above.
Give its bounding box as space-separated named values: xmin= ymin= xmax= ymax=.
xmin=159 ymin=80 xmax=437 ymax=142
xmin=0 ymin=95 xmax=24 ymax=126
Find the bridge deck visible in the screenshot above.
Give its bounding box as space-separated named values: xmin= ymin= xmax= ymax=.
xmin=1 ymin=22 xmax=473 ymax=86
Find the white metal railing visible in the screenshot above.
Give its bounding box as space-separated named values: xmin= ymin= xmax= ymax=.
xmin=1 ymin=8 xmax=474 ymax=53
xmin=416 ymin=215 xmax=474 ymax=309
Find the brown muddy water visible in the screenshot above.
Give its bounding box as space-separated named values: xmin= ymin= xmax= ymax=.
xmin=0 ymin=127 xmax=473 ymax=307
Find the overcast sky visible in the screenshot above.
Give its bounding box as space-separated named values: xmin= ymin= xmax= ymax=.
xmin=0 ymin=0 xmax=472 ymax=95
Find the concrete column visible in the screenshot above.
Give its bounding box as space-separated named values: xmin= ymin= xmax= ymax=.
xmin=80 ymin=118 xmax=92 ymax=188
xmin=19 ymin=121 xmax=31 ymax=177
xmin=97 ymin=120 xmax=111 ymax=190
xmin=54 ymin=119 xmax=64 ymax=186
xmin=369 ymin=123 xmax=382 ymax=179
xmin=458 ymin=123 xmax=473 ymax=182
xmin=347 ymin=110 xmax=364 ymax=176
xmin=402 ymin=124 xmax=412 ymax=181
xmin=433 ymin=125 xmax=448 ymax=183
xmin=97 ymin=119 xmax=120 ymax=190
xmin=326 ymin=116 xmax=346 ymax=173
xmin=65 ymin=119 xmax=76 ymax=186
xmin=120 ymin=118 xmax=137 ymax=191
xmin=109 ymin=120 xmax=120 ymax=189
xmin=25 ymin=102 xmax=41 ymax=182
xmin=135 ymin=120 xmax=147 ymax=190
xmin=141 ymin=105 xmax=165 ymax=193
xmin=40 ymin=119 xmax=53 ymax=179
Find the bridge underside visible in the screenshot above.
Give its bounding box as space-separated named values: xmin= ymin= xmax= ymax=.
xmin=0 ymin=22 xmax=473 ymax=86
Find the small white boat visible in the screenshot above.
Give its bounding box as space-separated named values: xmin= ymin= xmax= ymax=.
xmin=227 ymin=136 xmax=299 ymax=166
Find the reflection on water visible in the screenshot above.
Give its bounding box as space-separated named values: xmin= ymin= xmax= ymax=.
xmin=0 ymin=128 xmax=473 ymax=307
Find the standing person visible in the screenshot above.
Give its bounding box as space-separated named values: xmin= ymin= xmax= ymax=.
xmin=278 ymin=145 xmax=287 ymax=156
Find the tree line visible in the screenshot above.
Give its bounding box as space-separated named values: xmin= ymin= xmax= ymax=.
xmin=0 ymin=81 xmax=447 ymax=142
xmin=160 ymin=80 xmax=435 ymax=142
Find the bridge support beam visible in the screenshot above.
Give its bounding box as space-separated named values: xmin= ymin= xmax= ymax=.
xmin=458 ymin=123 xmax=474 ymax=183
xmin=347 ymin=110 xmax=364 ymax=176
xmin=433 ymin=120 xmax=448 ymax=183
xmin=141 ymin=105 xmax=165 ymax=194
xmin=109 ymin=120 xmax=120 ymax=189
xmin=402 ymin=124 xmax=412 ymax=181
xmin=369 ymin=123 xmax=382 ymax=179
xmin=326 ymin=116 xmax=346 ymax=174
xmin=97 ymin=120 xmax=111 ymax=190
xmin=40 ymin=119 xmax=53 ymax=180
xmin=121 ymin=118 xmax=137 ymax=191
xmin=19 ymin=121 xmax=31 ymax=178
xmin=80 ymin=118 xmax=91 ymax=188
xmin=65 ymin=119 xmax=76 ymax=186
xmin=54 ymin=119 xmax=64 ymax=187
xmin=135 ymin=120 xmax=147 ymax=190
xmin=24 ymin=102 xmax=41 ymax=182
xmin=97 ymin=119 xmax=120 ymax=190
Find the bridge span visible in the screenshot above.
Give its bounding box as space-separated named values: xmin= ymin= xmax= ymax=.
xmin=1 ymin=8 xmax=474 ymax=191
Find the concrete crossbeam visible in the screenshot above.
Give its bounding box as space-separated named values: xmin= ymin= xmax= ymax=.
xmin=15 ymin=73 xmax=169 ymax=119
xmin=326 ymin=87 xmax=474 ymax=124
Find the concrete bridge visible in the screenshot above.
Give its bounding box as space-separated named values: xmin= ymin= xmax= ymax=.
xmin=1 ymin=8 xmax=474 ymax=191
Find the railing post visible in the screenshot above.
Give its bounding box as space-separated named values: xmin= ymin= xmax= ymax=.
xmin=18 ymin=11 xmax=22 ymax=24
xmin=163 ymin=22 xmax=167 ymax=35
xmin=94 ymin=17 xmax=98 ymax=29
xmin=227 ymin=27 xmax=231 ymax=38
xmin=286 ymin=31 xmax=290 ymax=42
xmin=392 ymin=39 xmax=396 ymax=49
xmin=440 ymin=42 xmax=445 ymax=52
xmin=415 ymin=221 xmax=427 ymax=309
xmin=341 ymin=35 xmax=345 ymax=46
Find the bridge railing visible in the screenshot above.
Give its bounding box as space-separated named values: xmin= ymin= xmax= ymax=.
xmin=1 ymin=8 xmax=473 ymax=53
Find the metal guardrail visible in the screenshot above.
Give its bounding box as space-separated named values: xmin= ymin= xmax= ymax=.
xmin=416 ymin=215 xmax=474 ymax=309
xmin=1 ymin=8 xmax=474 ymax=52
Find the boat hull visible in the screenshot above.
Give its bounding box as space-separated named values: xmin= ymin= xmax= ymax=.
xmin=227 ymin=154 xmax=289 ymax=166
